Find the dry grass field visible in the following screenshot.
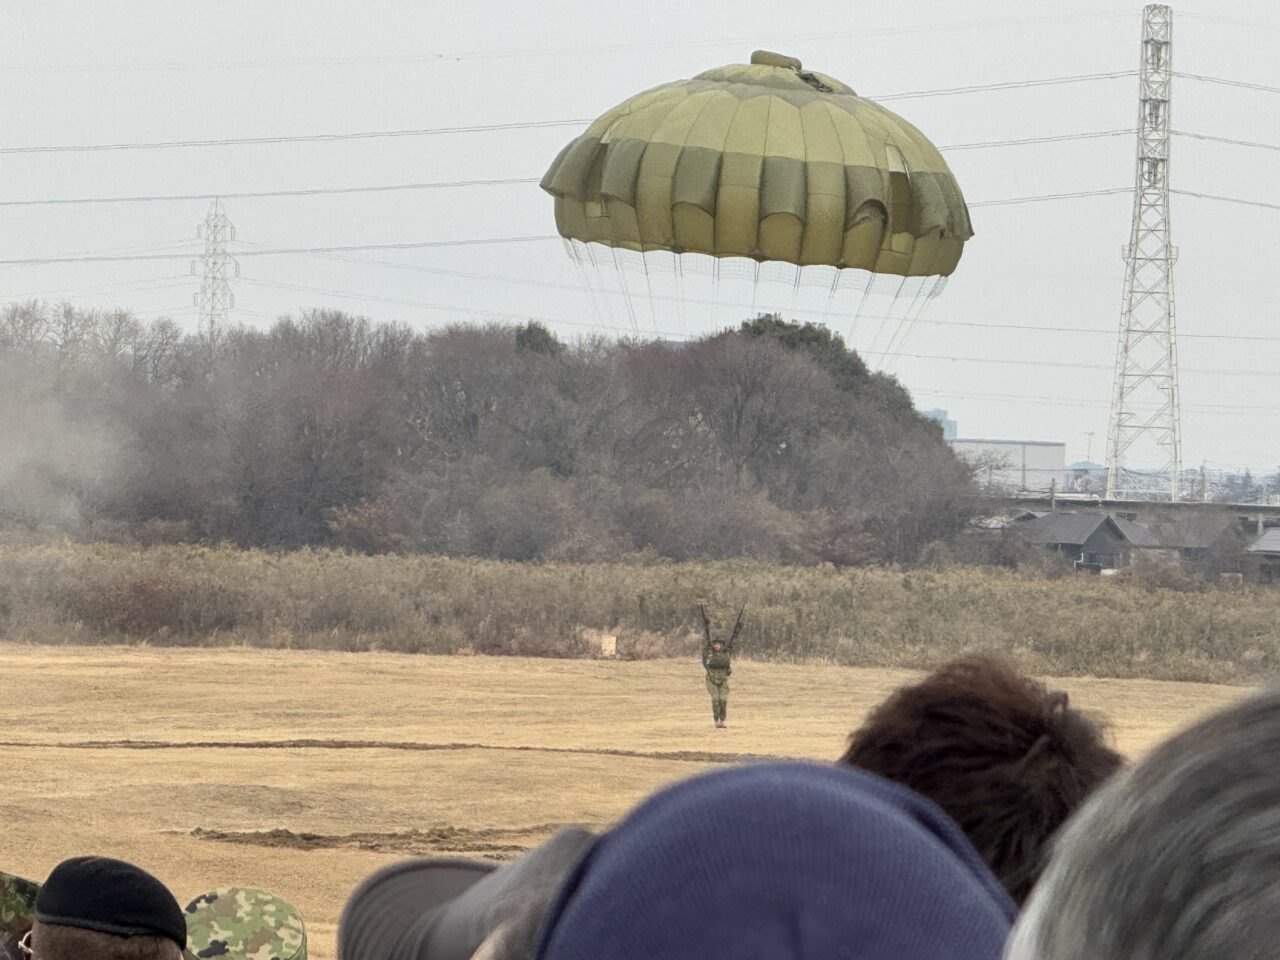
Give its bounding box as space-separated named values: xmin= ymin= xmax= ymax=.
xmin=0 ymin=644 xmax=1249 ymax=959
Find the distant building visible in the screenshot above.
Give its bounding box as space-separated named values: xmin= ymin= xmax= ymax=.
xmin=1015 ymin=513 xmax=1133 ymax=572
xmin=922 ymin=408 xmax=957 ymax=440
xmin=1065 ymin=460 xmax=1107 ymax=494
xmin=949 ymin=437 xmax=1066 ymax=494
xmin=1247 ymin=528 xmax=1280 ymax=583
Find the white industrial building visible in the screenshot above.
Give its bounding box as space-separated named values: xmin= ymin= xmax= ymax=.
xmin=949 ymin=437 xmax=1067 ymax=494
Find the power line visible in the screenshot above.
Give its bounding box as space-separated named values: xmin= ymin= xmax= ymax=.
xmin=969 ymin=187 xmax=1130 ymax=207
xmin=0 ymin=131 xmax=1130 ymax=208
xmin=0 ymin=177 xmax=540 ymax=208
xmin=0 ymin=120 xmax=592 ymax=156
xmin=873 ymin=70 xmax=1136 ymax=101
xmin=867 ymin=349 xmax=1278 ymax=377
xmin=941 ymin=129 xmax=1133 ymax=151
xmin=0 ymin=13 xmax=1132 ymax=73
xmin=6 ymin=185 xmax=1278 ymax=269
xmin=1179 ymin=12 xmax=1280 ymax=34
xmin=901 ymin=314 xmax=1280 ymax=344
xmin=0 ymin=76 xmax=1139 ymax=157
xmin=238 ymin=276 xmax=688 ymax=340
xmin=0 ymin=236 xmax=559 ymax=266
xmin=1173 ymin=130 xmax=1280 ymax=152
xmin=232 ymin=271 xmax=1280 ymax=356
xmin=1173 ymin=71 xmax=1280 ymax=95
xmin=0 ymin=273 xmax=190 ymax=300
xmin=1173 ymin=189 xmax=1280 ymax=212
xmin=913 ymin=388 xmax=1280 ymax=417
xmin=0 ymin=182 xmax=1140 ymax=264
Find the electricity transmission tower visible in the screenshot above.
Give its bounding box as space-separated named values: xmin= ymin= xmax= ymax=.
xmin=192 ymin=199 xmax=238 ymax=346
xmin=1105 ymin=4 xmax=1182 ymax=501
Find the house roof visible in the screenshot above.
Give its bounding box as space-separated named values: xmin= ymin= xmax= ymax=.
xmin=1018 ymin=513 xmax=1116 ymax=546
xmin=1247 ymin=528 xmax=1280 ymax=555
xmin=1113 ymin=518 xmax=1162 ymax=548
xmin=1139 ymin=515 xmax=1235 ymax=551
xmin=1017 ymin=512 xmax=1160 ymax=548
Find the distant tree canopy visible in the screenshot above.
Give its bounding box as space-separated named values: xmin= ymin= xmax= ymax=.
xmin=737 ymin=313 xmax=922 ymax=420
xmin=1 ymin=300 xmax=976 ymax=564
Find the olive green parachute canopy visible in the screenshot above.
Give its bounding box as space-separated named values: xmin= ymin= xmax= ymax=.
xmin=541 ymin=50 xmax=972 ymax=278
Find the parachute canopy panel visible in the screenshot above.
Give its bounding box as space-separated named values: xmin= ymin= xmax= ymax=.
xmin=541 ymin=51 xmax=973 ymax=278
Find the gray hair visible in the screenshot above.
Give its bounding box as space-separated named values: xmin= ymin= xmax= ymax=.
xmin=1006 ymin=686 xmax=1280 ymax=960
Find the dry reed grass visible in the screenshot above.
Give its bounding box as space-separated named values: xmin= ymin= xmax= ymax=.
xmin=2 ymin=541 xmax=1278 ymax=682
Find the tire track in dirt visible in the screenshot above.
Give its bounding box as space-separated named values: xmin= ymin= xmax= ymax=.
xmin=187 ymin=824 xmax=562 ymax=861
xmin=0 ymin=738 xmax=772 ymax=765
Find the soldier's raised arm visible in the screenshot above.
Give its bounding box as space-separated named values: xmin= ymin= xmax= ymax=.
xmin=727 ymin=605 xmax=746 ymax=652
xmin=699 ymin=603 xmax=713 ymax=646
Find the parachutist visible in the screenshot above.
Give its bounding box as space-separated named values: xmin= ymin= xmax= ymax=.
xmin=700 ymin=603 xmax=745 ymax=728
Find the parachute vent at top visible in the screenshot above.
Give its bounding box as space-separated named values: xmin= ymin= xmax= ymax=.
xmin=541 ymin=52 xmax=973 ymax=278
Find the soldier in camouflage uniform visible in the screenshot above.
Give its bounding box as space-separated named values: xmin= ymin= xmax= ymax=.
xmin=0 ymin=872 xmax=38 ymax=960
xmin=700 ymin=604 xmax=744 ymax=728
xmin=1 ymin=872 xmax=305 ymax=960
xmin=183 ymin=887 xmax=307 ymax=960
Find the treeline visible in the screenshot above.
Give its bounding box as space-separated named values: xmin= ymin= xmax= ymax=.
xmin=1 ymin=301 xmax=974 ymax=563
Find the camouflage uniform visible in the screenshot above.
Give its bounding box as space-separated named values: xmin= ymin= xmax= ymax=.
xmin=0 ymin=872 xmax=38 ymax=960
xmin=703 ymin=641 xmax=732 ymax=726
xmin=699 ymin=605 xmax=744 ymax=728
xmin=183 ymin=887 xmax=307 ymax=960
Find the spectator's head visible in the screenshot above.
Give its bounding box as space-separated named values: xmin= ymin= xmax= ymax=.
xmin=533 ymin=762 xmax=1014 ymax=960
xmin=28 ymin=857 xmax=184 ymax=960
xmin=340 ymin=763 xmax=1012 ymax=960
xmin=840 ymin=655 xmax=1122 ymax=903
xmin=1007 ymin=687 xmax=1280 ymax=960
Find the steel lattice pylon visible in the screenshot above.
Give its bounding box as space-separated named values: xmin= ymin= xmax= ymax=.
xmin=192 ymin=199 xmax=238 ymax=347
xmin=1105 ymin=4 xmax=1182 ymax=501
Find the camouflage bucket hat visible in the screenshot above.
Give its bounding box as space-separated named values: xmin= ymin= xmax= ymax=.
xmin=183 ymin=887 xmax=306 ymax=960
xmin=0 ymin=872 xmax=39 ymax=960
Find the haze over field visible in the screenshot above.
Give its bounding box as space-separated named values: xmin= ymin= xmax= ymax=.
xmin=3 ymin=1 xmax=1279 ymax=469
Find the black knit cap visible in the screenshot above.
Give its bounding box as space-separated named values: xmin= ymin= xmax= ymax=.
xmin=35 ymin=856 xmax=186 ymax=949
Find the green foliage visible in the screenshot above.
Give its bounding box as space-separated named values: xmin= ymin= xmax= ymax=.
xmin=737 ymin=313 xmax=917 ymax=417
xmin=737 ymin=314 xmax=869 ymax=389
xmin=514 ymin=321 xmax=564 ymax=356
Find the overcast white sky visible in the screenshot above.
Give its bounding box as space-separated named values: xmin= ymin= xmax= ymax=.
xmin=2 ymin=0 xmax=1278 ymax=471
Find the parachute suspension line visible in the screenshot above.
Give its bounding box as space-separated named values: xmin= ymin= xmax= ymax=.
xmin=711 ymin=257 xmax=722 ymax=332
xmin=581 ymin=242 xmax=624 ymax=333
xmin=749 ymin=260 xmax=762 ymax=319
xmin=880 ymin=277 xmax=932 ymax=371
xmin=673 ymin=251 xmax=687 ymax=332
xmin=844 ymin=269 xmax=879 ymax=351
xmin=864 ymin=275 xmax=910 ymax=368
xmin=609 ymin=247 xmax=641 ymax=335
xmin=640 ymin=250 xmax=660 ymax=334
xmin=822 ymin=268 xmax=842 ymax=332
xmin=893 ymin=275 xmax=949 ymax=363
xmin=568 ymin=240 xmax=607 ymax=332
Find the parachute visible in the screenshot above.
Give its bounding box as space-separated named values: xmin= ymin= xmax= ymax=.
xmin=541 ymin=51 xmax=972 ymax=357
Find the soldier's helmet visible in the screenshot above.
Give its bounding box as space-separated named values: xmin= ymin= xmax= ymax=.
xmin=0 ymin=872 xmax=39 ymax=960
xmin=183 ymin=887 xmax=307 ymax=960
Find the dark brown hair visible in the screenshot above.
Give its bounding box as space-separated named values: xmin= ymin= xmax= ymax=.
xmin=30 ymin=922 xmax=182 ymax=960
xmin=839 ymin=655 xmax=1122 ymax=904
